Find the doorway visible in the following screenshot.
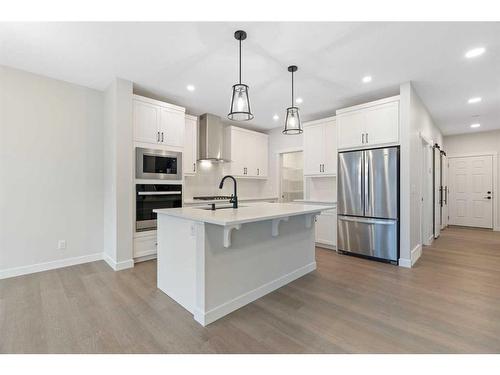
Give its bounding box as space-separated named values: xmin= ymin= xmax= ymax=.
xmin=279 ymin=151 xmax=304 ymax=203
xmin=448 ymin=155 xmax=494 ymax=229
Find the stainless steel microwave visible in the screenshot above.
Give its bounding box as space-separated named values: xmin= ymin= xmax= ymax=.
xmin=136 ymin=148 xmax=182 ymax=180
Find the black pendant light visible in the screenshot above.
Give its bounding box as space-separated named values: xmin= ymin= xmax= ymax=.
xmin=228 ymin=30 xmax=254 ymax=121
xmin=283 ymin=65 xmax=302 ymax=135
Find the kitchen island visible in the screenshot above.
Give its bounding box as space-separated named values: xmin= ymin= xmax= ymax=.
xmin=154 ymin=202 xmax=334 ymax=326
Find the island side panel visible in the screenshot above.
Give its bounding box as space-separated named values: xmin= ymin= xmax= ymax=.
xmin=200 ymin=214 xmax=317 ymax=325
xmin=157 ymin=214 xmax=198 ymax=314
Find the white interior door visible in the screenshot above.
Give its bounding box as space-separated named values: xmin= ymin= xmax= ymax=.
xmin=449 ymin=155 xmax=493 ymax=229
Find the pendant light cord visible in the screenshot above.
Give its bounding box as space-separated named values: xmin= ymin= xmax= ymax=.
xmin=239 ymin=39 xmax=242 ymax=84
xmin=291 ymin=70 xmax=294 ymax=106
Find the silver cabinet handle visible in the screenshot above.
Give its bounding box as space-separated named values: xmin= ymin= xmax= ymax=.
xmin=161 ymin=132 xmax=164 ymax=142
xmin=157 ymin=131 xmax=160 ymax=142
xmin=257 ymin=168 xmax=259 ymax=175
xmin=362 ymin=133 xmax=365 ymax=144
xmin=193 ymin=163 xmax=196 ymax=172
xmin=366 ymin=133 xmax=368 ymax=143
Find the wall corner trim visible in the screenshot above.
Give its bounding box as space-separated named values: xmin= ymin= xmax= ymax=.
xmin=410 ymin=244 xmax=423 ymax=266
xmin=103 ymin=253 xmax=134 ymax=271
xmin=398 ymin=258 xmax=412 ymax=268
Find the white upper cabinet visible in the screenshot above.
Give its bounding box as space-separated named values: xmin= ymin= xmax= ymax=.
xmin=337 ymin=96 xmax=399 ymax=150
xmin=183 ymin=115 xmax=198 ymax=176
xmin=224 ymin=126 xmax=268 ymax=178
xmin=133 ymin=95 xmax=186 ymax=147
xmin=133 ymin=100 xmax=160 ymax=144
xmin=303 ymin=117 xmax=337 ymax=176
xmin=159 ymin=107 xmax=185 ymax=147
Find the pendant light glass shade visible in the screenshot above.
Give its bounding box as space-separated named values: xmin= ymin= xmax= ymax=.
xmin=228 ymin=30 xmax=254 ymax=121
xmin=283 ymin=65 xmax=302 ymax=135
xmin=283 ymin=106 xmax=302 ymax=134
xmin=228 ymin=84 xmax=253 ymax=121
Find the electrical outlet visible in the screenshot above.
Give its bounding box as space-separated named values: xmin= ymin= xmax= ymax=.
xmin=58 ymin=240 xmax=66 ymax=250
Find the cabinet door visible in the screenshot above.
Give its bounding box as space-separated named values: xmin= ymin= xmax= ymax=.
xmin=159 ymin=108 xmax=185 ymax=147
xmin=254 ymin=133 xmax=268 ymax=177
xmin=304 ymin=124 xmax=325 ymax=175
xmin=134 ymin=100 xmax=160 ymax=144
xmin=315 ymin=210 xmax=336 ymax=246
xmin=183 ymin=116 xmax=197 ymax=175
xmin=337 ymin=111 xmax=365 ymax=150
xmin=229 ymin=128 xmax=247 ymax=177
xmin=323 ymin=120 xmax=337 ymax=175
xmin=364 ymin=101 xmax=399 ymax=146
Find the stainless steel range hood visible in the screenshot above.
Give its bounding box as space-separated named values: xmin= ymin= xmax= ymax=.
xmin=198 ymin=113 xmax=227 ymax=162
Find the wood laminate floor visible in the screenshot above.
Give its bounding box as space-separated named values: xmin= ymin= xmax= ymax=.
xmin=1 ymin=226 xmax=499 ymax=353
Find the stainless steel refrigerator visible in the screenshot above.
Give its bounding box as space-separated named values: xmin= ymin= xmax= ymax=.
xmin=337 ymin=147 xmax=399 ymax=263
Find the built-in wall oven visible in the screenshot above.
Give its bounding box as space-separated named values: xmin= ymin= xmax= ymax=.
xmin=136 ymin=184 xmax=182 ymax=232
xmin=136 ymin=147 xmax=182 ymax=180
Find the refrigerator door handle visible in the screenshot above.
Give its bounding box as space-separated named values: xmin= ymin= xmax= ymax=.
xmin=338 ymin=216 xmax=396 ymax=225
xmin=361 ymin=152 xmax=365 ymax=214
xmin=364 ymin=151 xmax=370 ymax=216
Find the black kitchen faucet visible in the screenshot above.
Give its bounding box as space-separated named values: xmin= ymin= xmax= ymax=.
xmin=218 ymin=175 xmax=238 ymax=209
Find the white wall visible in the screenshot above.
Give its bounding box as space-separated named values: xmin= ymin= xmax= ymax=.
xmin=400 ymin=82 xmax=443 ymax=267
xmin=0 ymin=66 xmax=104 ymax=277
xmin=103 ymin=78 xmax=134 ymax=269
xmin=444 ymin=130 xmax=500 ymax=230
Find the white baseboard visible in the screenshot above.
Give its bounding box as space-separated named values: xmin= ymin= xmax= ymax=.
xmin=0 ymin=252 xmax=103 ymax=280
xmin=398 ymin=258 xmax=412 ymax=268
xmin=411 ymin=244 xmax=423 ymax=266
xmin=134 ymin=253 xmax=157 ymax=263
xmin=315 ymin=242 xmax=336 ymax=250
xmin=194 ymin=261 xmax=316 ymax=326
xmin=424 ymin=234 xmax=434 ymax=246
xmin=103 ymin=253 xmax=134 ymax=271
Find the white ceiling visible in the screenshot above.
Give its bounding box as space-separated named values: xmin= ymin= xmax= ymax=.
xmin=1 ymin=22 xmax=499 ymax=135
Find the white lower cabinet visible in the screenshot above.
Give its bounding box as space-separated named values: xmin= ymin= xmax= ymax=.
xmin=315 ymin=209 xmax=337 ymax=248
xmin=134 ymin=231 xmax=157 ymax=260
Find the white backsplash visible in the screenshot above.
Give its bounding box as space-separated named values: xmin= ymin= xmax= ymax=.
xmin=183 ymin=162 xmax=272 ymax=200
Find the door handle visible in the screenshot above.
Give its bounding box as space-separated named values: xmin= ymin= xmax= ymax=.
xmin=484 ymin=196 xmax=492 ymax=199
xmin=362 ymin=133 xmax=365 ymax=144
xmin=161 ymin=132 xmax=164 ymax=142
xmin=366 ymin=133 xmax=368 ymax=143
xmin=257 ymin=168 xmax=259 ymax=175
xmin=157 ymin=131 xmax=160 ymax=142
xmin=193 ymin=163 xmax=196 ymax=172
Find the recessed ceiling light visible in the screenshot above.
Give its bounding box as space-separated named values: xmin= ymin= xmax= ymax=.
xmin=470 ymin=123 xmax=481 ymax=128
xmin=295 ymin=98 xmax=303 ymax=104
xmin=468 ymin=97 xmax=482 ymax=104
xmin=362 ymin=76 xmax=372 ymax=83
xmin=186 ymin=84 xmax=195 ymax=92
xmin=273 ymin=114 xmax=279 ymax=121
xmin=465 ymin=47 xmax=485 ymax=58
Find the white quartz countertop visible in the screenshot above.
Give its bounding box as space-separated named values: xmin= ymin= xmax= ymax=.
xmin=154 ymin=202 xmax=334 ymax=226
xmin=293 ymin=199 xmax=337 ymax=205
xmin=183 ymin=196 xmax=279 ymax=205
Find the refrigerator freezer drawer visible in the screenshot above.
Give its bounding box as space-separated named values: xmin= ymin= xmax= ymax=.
xmin=337 ymin=216 xmax=398 ymax=261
